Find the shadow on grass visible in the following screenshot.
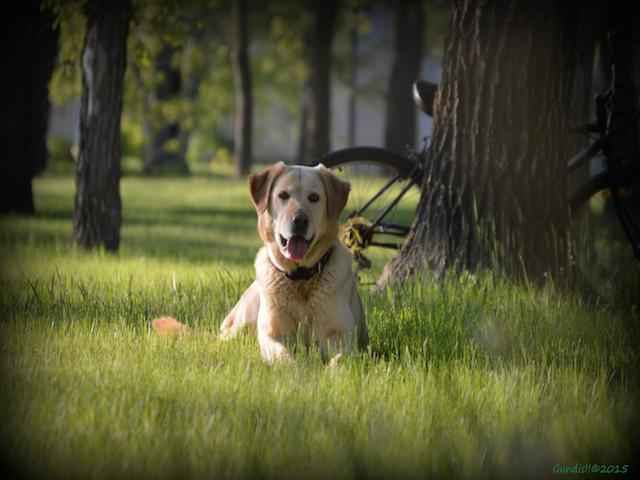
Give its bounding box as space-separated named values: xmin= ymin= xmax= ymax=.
xmin=35 ymin=205 xmax=256 ymax=228
xmin=3 ymin=204 xmax=261 ymax=267
xmin=0 ymin=228 xmax=259 ymax=268
xmin=5 ymin=174 xmax=418 ymax=269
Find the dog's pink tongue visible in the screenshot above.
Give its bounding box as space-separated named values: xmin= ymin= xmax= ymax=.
xmin=287 ymin=236 xmax=308 ymax=261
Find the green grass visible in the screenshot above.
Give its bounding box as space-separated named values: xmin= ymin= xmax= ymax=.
xmin=1 ymin=174 xmax=638 ymax=479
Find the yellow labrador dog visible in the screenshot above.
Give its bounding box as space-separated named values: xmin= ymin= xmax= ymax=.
xmin=219 ymin=162 xmax=368 ymax=364
xmin=153 ymin=162 xmax=368 ymax=364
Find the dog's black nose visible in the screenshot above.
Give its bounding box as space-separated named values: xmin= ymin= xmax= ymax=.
xmin=292 ymin=212 xmax=309 ymax=234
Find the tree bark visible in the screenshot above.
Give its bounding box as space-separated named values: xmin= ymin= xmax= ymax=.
xmin=144 ymin=44 xmax=189 ymax=175
xmin=561 ymin=4 xmax=599 ymax=129
xmin=298 ymin=0 xmax=338 ymax=164
xmin=1 ymin=1 xmax=58 ymax=215
xmin=232 ymin=0 xmax=254 ymax=177
xmin=380 ymin=0 xmax=579 ymax=287
xmin=384 ymin=0 xmax=423 ymax=155
xmin=74 ymin=0 xmax=131 ymax=252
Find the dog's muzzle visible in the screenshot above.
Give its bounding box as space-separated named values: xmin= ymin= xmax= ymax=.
xmin=291 ymin=212 xmax=309 ymax=236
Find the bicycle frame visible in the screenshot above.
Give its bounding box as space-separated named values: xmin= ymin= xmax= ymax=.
xmin=317 ymin=145 xmax=425 ymax=257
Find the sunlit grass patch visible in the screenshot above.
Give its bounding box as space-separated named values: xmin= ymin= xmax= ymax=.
xmin=1 ymin=173 xmax=638 ymax=479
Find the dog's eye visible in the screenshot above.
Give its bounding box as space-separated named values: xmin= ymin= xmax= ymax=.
xmin=278 ymin=191 xmax=290 ymax=201
xmin=308 ymin=193 xmax=320 ymax=203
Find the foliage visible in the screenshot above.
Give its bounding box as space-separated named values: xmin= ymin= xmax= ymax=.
xmin=1 ymin=175 xmax=638 ymax=479
xmin=46 ymin=136 xmax=76 ymax=174
xmin=48 ymin=4 xmax=85 ymax=105
xmin=123 ymin=0 xmax=315 ymax=167
xmin=332 ymin=3 xmax=376 ymax=96
xmin=49 ymin=1 xmax=427 ymax=169
xmin=252 ymin=6 xmax=308 ymax=117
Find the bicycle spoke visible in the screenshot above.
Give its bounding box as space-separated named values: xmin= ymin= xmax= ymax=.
xmin=369 ymin=178 xmax=417 ymax=230
xmin=352 ymin=173 xmax=402 ymax=217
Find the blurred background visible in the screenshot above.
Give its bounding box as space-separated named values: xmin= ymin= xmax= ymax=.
xmin=2 ymin=0 xmax=638 ymax=304
xmin=45 ymin=0 xmax=448 ymax=177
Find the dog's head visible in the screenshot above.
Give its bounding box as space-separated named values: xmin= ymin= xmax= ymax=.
xmin=249 ymin=162 xmax=350 ymax=268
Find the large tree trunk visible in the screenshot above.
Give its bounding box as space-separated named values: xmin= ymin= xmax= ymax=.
xmin=1 ymin=1 xmax=58 ymax=215
xmin=144 ymin=44 xmax=189 ymax=175
xmin=73 ymin=0 xmax=131 ymax=252
xmin=384 ymin=0 xmax=423 ymax=155
xmin=380 ymin=0 xmax=580 ymax=287
xmin=232 ymin=0 xmax=254 ymax=177
xmin=562 ymin=5 xmax=599 ymax=129
xmin=298 ymin=0 xmax=338 ymax=164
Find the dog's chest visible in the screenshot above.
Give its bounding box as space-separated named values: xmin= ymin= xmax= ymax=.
xmin=263 ymin=270 xmax=337 ymax=317
xmin=255 ymin=247 xmax=344 ymax=321
xmin=277 ymin=272 xmax=333 ymax=300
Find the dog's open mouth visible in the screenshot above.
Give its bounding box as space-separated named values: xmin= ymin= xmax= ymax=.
xmin=279 ymin=234 xmax=312 ymax=261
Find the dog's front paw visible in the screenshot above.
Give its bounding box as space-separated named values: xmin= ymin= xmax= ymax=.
xmin=218 ymin=328 xmax=235 ymax=341
xmin=268 ymin=350 xmax=294 ymax=365
xmin=328 ymin=353 xmax=343 ymax=368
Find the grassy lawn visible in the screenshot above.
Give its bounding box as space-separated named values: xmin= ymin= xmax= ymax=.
xmin=1 ymin=173 xmax=638 ymax=479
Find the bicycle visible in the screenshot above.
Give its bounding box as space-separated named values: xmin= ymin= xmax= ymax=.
xmin=311 ymin=81 xmax=433 ymax=272
xmin=312 ymin=31 xmax=640 ymax=274
xmin=567 ymin=28 xmax=640 ymax=263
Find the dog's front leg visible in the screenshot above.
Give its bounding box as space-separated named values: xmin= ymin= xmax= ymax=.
xmin=315 ymin=304 xmax=356 ymax=366
xmin=219 ymin=281 xmax=261 ymax=340
xmin=321 ymin=332 xmax=355 ymax=366
xmin=257 ymin=303 xmax=296 ymax=364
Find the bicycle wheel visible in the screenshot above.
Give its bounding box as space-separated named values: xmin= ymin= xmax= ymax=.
xmin=568 ymin=138 xmax=608 ymax=212
xmin=312 ymin=146 xmax=423 ymax=277
xmin=316 ymin=146 xmax=421 ymax=182
xmin=568 ymin=141 xmax=640 ymax=305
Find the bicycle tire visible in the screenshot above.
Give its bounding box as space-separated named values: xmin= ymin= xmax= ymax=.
xmin=316 ymin=146 xmax=421 ymax=182
xmin=570 ymin=172 xmax=609 ymax=212
xmin=568 ymin=139 xmax=609 ymax=212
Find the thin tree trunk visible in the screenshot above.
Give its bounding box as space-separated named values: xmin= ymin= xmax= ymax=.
xmin=380 ymin=0 xmax=579 ymax=287
xmin=132 ymin=61 xmax=155 ymax=174
xmin=144 ymin=44 xmax=189 ymax=174
xmin=348 ymin=22 xmax=358 ymax=147
xmin=232 ymin=0 xmax=253 ymax=177
xmin=178 ymin=73 xmax=201 ymax=164
xmin=74 ymin=0 xmax=131 ymax=252
xmin=297 ymin=80 xmax=310 ymax=162
xmin=1 ymin=2 xmax=58 ymax=215
xmin=384 ymin=0 xmax=423 ymax=155
xmin=298 ymin=0 xmax=338 ymax=164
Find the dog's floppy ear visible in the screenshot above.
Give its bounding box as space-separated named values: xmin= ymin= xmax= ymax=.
xmin=249 ymin=162 xmax=286 ymax=213
xmin=318 ymin=165 xmax=351 ymax=220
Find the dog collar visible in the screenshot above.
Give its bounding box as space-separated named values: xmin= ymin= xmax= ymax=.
xmin=272 ymin=247 xmax=334 ymax=281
